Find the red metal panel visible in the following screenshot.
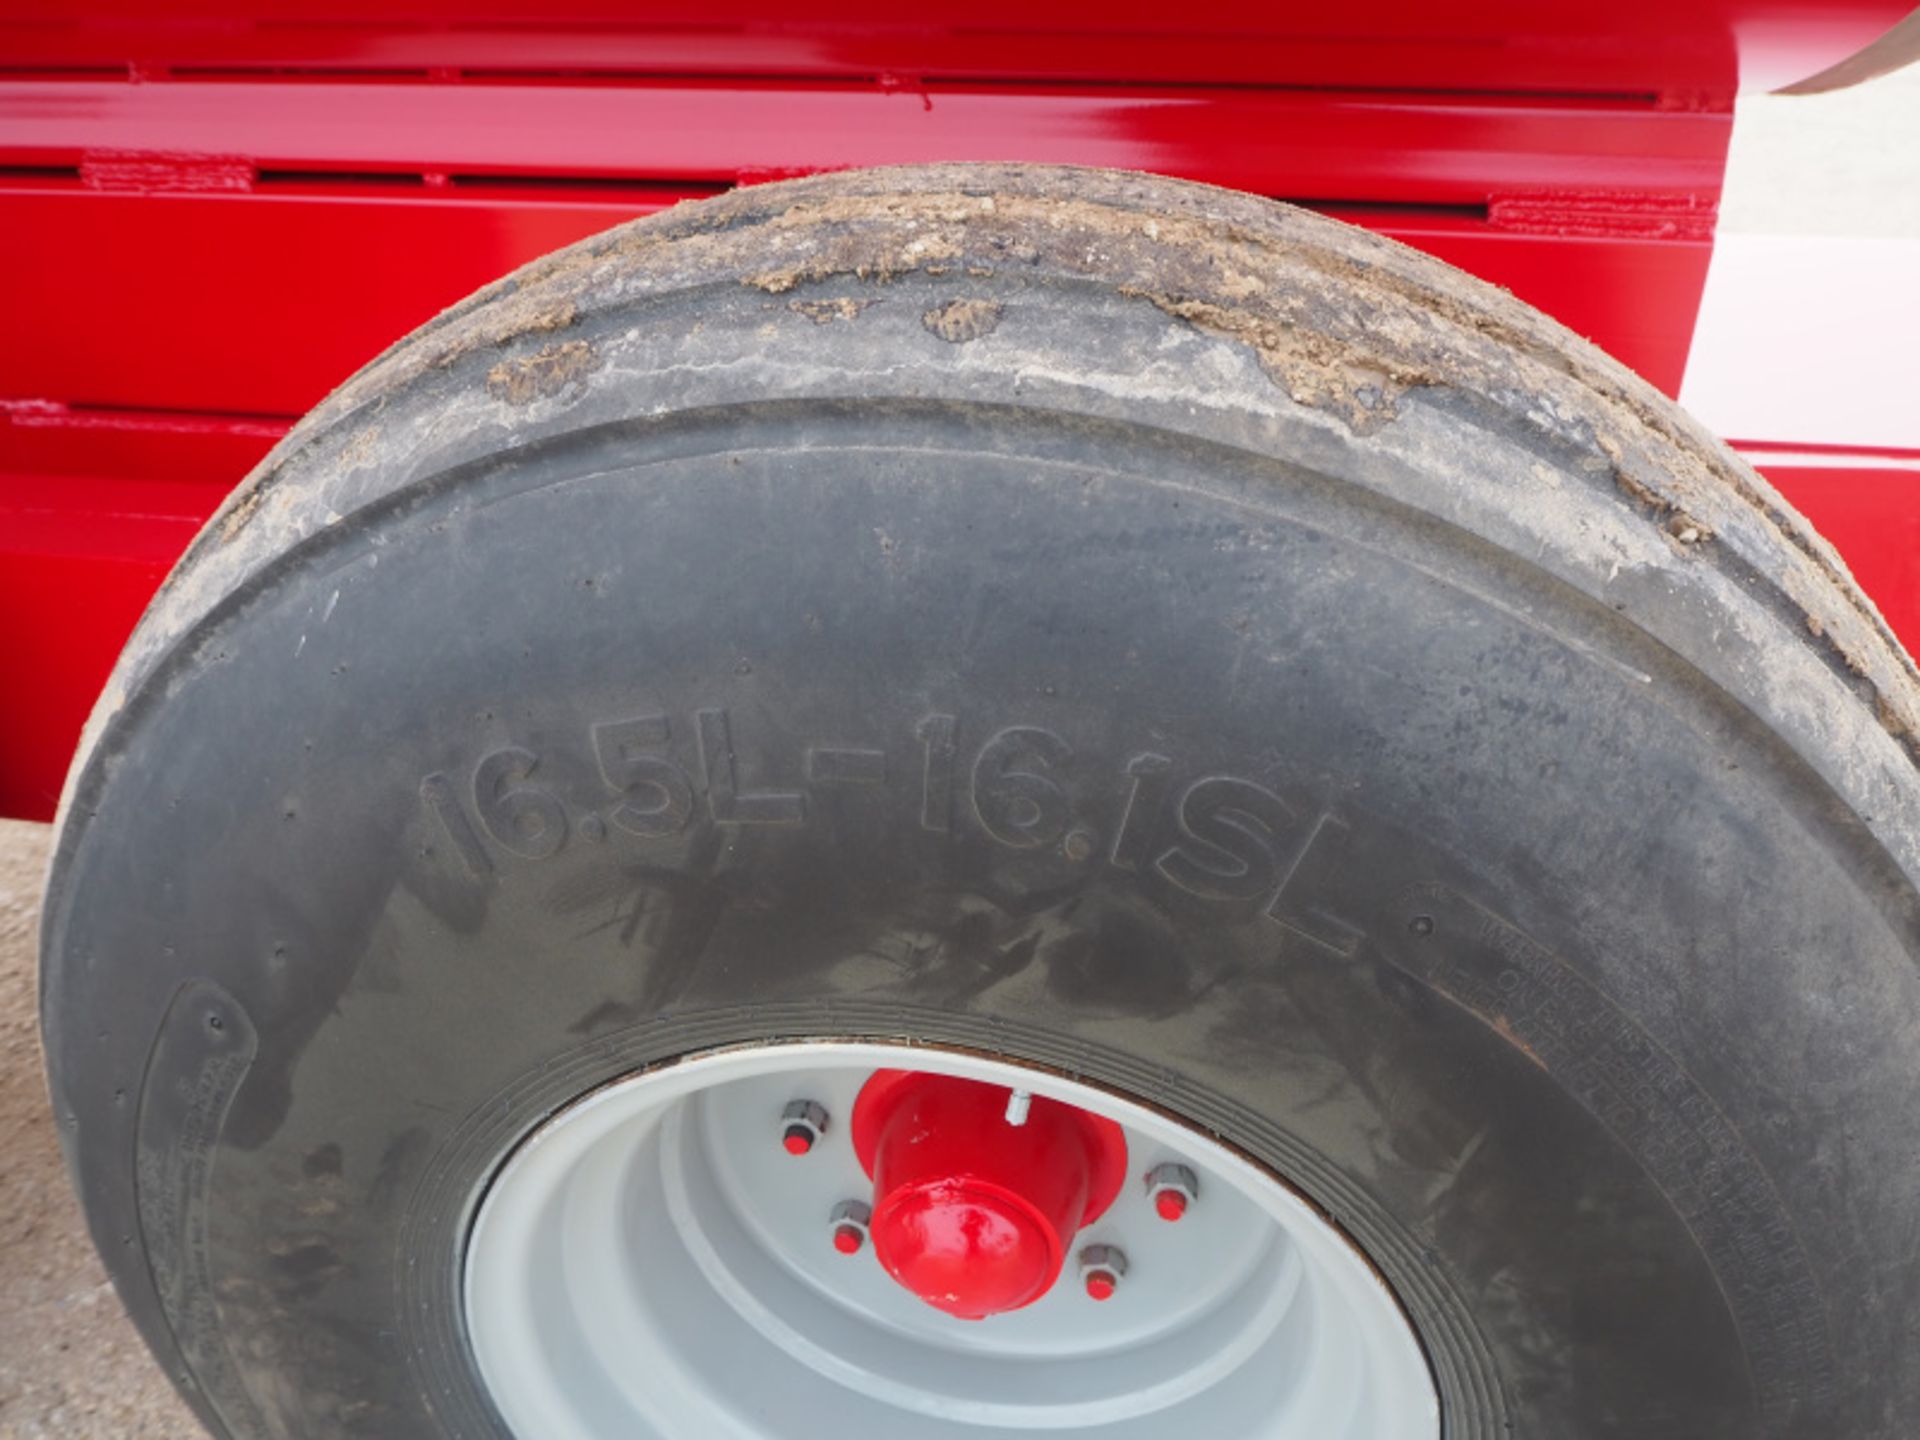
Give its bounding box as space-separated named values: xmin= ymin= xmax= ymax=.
xmin=0 ymin=183 xmax=701 ymax=417
xmin=0 ymin=405 xmax=282 ymax=820
xmin=1746 ymin=447 xmax=1920 ymax=661
xmin=1 ymin=4 xmax=1907 ymax=95
xmin=0 ymin=550 xmax=174 ymax=819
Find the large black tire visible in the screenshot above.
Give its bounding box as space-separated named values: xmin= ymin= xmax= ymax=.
xmin=40 ymin=165 xmax=1920 ymax=1439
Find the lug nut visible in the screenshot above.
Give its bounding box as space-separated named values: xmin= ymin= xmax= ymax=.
xmin=1146 ymin=1162 xmax=1199 ymax=1221
xmin=830 ymin=1199 xmax=872 ymax=1255
xmin=1078 ymin=1243 xmax=1128 ymax=1301
xmin=781 ymin=1098 xmax=829 ymax=1155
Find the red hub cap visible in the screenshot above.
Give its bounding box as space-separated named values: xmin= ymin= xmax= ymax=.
xmin=851 ymin=1070 xmax=1128 ymax=1320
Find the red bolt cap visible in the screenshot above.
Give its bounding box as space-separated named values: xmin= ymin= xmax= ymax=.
xmin=1084 ymin=1269 xmax=1119 ymax=1301
xmin=782 ymin=1124 xmax=815 ymax=1156
xmin=1154 ymin=1188 xmax=1188 ymax=1222
xmin=851 ymin=1071 xmax=1127 ymax=1321
xmin=832 ymin=1224 xmax=865 ymax=1255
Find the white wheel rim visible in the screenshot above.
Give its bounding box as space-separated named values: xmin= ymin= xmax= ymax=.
xmin=463 ymin=1042 xmax=1440 ymax=1438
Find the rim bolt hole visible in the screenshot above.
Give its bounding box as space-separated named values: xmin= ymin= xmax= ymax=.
xmin=780 ymin=1098 xmax=829 ymax=1155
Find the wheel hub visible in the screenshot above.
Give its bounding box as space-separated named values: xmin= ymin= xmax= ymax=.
xmin=850 ymin=1069 xmax=1128 ymax=1319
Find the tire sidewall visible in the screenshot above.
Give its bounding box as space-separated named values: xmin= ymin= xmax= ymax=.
xmin=44 ymin=257 xmax=1920 ymax=1440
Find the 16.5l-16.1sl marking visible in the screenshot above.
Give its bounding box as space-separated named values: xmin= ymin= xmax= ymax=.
xmin=422 ymin=707 xmax=1362 ymax=956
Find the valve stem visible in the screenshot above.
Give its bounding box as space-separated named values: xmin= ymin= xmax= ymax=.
xmin=1005 ymin=1088 xmax=1032 ymax=1127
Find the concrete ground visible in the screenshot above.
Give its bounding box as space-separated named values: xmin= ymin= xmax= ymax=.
xmin=2 ymin=59 xmax=1916 ymax=1440
xmin=0 ymin=820 xmax=205 ymax=1438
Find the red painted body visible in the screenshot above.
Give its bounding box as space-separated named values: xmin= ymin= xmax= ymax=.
xmin=0 ymin=5 xmax=1912 ymax=819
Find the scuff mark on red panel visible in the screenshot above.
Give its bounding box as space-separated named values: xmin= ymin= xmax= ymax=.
xmin=80 ymin=148 xmax=255 ymax=192
xmin=1490 ymin=189 xmax=1719 ymax=240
